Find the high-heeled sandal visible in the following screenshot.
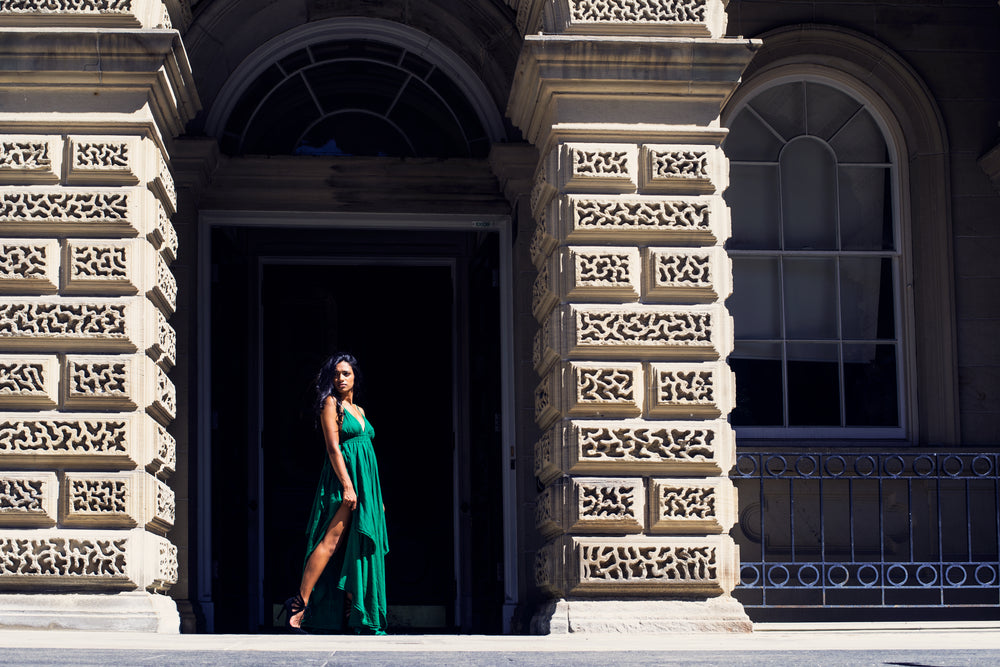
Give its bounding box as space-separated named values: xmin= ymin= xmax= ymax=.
xmin=282 ymin=593 xmax=309 ymax=634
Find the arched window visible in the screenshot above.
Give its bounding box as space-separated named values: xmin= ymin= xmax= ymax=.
xmin=724 ymin=78 xmax=904 ymax=437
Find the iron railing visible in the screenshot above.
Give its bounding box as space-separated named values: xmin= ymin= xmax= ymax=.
xmin=733 ymin=449 xmax=1000 ymax=609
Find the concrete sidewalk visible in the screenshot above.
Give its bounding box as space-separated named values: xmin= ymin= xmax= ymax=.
xmin=2 ymin=622 xmax=999 ymax=665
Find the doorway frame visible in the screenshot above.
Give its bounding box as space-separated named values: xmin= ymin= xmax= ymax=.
xmin=195 ymin=210 xmax=517 ymax=632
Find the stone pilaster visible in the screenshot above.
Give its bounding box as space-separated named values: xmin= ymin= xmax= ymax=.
xmin=507 ymin=0 xmax=757 ymax=633
xmin=0 ymin=3 xmax=198 ymax=632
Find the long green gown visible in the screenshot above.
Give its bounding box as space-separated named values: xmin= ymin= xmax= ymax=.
xmin=301 ymin=407 xmax=388 ymax=634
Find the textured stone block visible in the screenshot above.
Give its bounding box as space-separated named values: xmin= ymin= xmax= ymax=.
xmin=0 ymin=354 xmax=58 ymax=409
xmin=558 ymin=419 xmax=735 ymax=476
xmin=563 ymin=303 xmax=733 ymax=360
xmin=646 ymin=361 xmax=734 ymax=419
xmin=0 ymin=239 xmax=59 ymax=294
xmin=0 ymin=135 xmax=61 ymax=184
xmin=538 ymin=534 xmax=740 ymax=597
xmin=529 ymin=213 xmax=557 ymax=270
xmin=648 ymin=477 xmax=736 ymax=534
xmin=531 ymin=258 xmax=558 ymax=323
xmin=62 ymin=239 xmax=138 ymax=296
xmin=534 ymin=429 xmax=560 ymax=486
xmin=567 ymin=361 xmax=643 ymax=418
xmin=62 ymin=471 xmax=174 ymax=533
xmin=0 ymin=472 xmax=57 ymax=526
xmin=0 ymin=528 xmax=176 ymax=591
xmin=62 ymin=354 xmax=174 ymax=424
xmin=0 ymin=412 xmax=174 ymax=472
xmin=544 ymin=143 xmax=638 ymax=194
xmin=536 ymin=477 xmax=645 ymax=538
xmin=0 ymin=0 xmax=173 ymax=30
xmin=642 ymin=246 xmax=730 ymax=303
xmin=534 ymin=372 xmax=561 ymax=430
xmin=562 ymin=246 xmax=640 ymax=302
xmin=66 ymin=136 xmax=139 ymax=186
xmin=542 ymin=0 xmax=720 ymax=38
xmin=0 ymin=186 xmax=146 ymax=238
xmin=640 ymin=144 xmax=726 ymax=194
xmin=559 ymin=195 xmax=728 ymax=245
xmin=532 ymin=316 xmax=559 ymax=377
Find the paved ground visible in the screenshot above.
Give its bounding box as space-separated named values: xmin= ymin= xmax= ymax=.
xmin=2 ymin=622 xmax=1000 ymax=666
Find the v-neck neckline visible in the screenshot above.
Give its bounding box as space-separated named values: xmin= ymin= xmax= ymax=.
xmin=343 ymin=403 xmax=365 ymax=432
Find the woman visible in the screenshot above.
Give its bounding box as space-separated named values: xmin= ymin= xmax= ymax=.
xmin=284 ymin=353 xmax=389 ymax=634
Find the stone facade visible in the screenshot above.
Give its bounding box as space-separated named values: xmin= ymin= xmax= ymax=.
xmin=0 ymin=1 xmax=197 ymax=632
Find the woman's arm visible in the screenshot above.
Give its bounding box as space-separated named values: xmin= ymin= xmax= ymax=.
xmin=320 ymin=396 xmax=358 ymax=511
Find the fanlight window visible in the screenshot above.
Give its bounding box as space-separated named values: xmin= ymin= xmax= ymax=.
xmin=724 ymin=80 xmax=903 ymax=433
xmin=220 ymin=39 xmax=490 ymax=158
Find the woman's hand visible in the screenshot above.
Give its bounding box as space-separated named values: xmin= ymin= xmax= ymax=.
xmin=342 ymin=486 xmax=358 ymax=511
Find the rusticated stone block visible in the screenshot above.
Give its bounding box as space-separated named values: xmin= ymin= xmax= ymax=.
xmin=558 ymin=195 xmax=728 ymax=245
xmin=567 ymin=362 xmax=643 ymax=418
xmin=529 ymin=213 xmax=557 ymax=270
xmin=0 ymin=354 xmax=58 ymax=409
xmin=642 ymin=246 xmax=730 ymax=303
xmin=66 ymin=136 xmax=138 ymax=185
xmin=532 ymin=316 xmax=559 ymax=377
xmin=541 ymin=143 xmax=638 ymax=194
xmin=0 ymin=239 xmax=59 ymax=294
xmin=531 ymin=259 xmax=558 ymax=323
xmin=0 ymin=0 xmax=172 ymax=30
xmin=533 ymin=429 xmax=560 ymax=486
xmin=562 ymin=246 xmax=640 ymax=302
xmin=0 ymin=472 xmax=57 ymax=526
xmin=648 ymin=477 xmax=736 ymax=534
xmin=536 ymin=477 xmax=645 ymax=538
xmin=639 ymin=144 xmax=726 ymax=194
xmin=62 ymin=354 xmax=174 ymax=424
xmin=0 ymin=296 xmax=168 ymax=357
xmin=646 ymin=361 xmax=734 ymax=419
xmin=557 ymin=419 xmax=735 ymax=476
xmin=0 ymin=528 xmax=177 ymax=592
xmin=62 ymin=471 xmax=174 ymax=533
xmin=543 ymin=0 xmax=722 ymax=39
xmin=563 ymin=304 xmax=733 ymax=360
xmin=534 ymin=372 xmax=560 ymax=430
xmin=62 ymin=240 xmax=137 ymax=296
xmin=0 ymin=412 xmax=174 ymax=473
xmin=0 ymin=135 xmax=61 ymax=184
xmin=0 ymin=186 xmax=146 ymax=238
xmin=540 ymin=534 xmax=740 ymax=597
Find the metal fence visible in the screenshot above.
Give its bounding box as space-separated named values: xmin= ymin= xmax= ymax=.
xmin=732 ymin=449 xmax=1000 ymax=609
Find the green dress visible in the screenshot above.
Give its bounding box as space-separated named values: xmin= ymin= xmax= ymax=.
xmin=301 ymin=407 xmax=388 ymax=634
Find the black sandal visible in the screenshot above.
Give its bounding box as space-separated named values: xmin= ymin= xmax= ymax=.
xmin=282 ymin=593 xmax=309 ymax=634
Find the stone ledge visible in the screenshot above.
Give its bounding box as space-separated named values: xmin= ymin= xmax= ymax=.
xmin=531 ymin=596 xmax=751 ymax=634
xmin=0 ymin=591 xmax=178 ymax=632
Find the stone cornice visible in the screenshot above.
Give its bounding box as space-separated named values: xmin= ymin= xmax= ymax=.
xmin=0 ymin=28 xmax=200 ymax=140
xmin=507 ymin=35 xmax=759 ymax=147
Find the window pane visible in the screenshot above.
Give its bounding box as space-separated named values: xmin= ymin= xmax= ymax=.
xmin=830 ymin=109 xmax=889 ymax=163
xmin=784 ymin=258 xmax=838 ymax=339
xmin=840 ymin=257 xmax=895 ymax=340
xmin=787 ymin=343 xmax=840 ymax=426
xmin=730 ymin=342 xmax=783 ymax=426
xmin=730 ymin=258 xmax=781 ymax=339
xmin=780 ymin=137 xmax=838 ymax=250
xmin=727 ymin=164 xmax=780 ymax=249
xmin=749 ymin=81 xmax=805 ymax=141
xmin=844 ymin=344 xmax=899 ymax=426
xmin=724 ymin=110 xmax=784 ymax=161
xmin=839 ymin=166 xmax=894 ymax=250
xmin=805 ymin=82 xmax=862 ymax=141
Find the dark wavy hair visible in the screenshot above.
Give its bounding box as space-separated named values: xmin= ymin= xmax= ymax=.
xmin=313 ymin=352 xmax=361 ymax=427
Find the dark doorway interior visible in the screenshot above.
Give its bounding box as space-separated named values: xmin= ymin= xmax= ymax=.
xmin=207 ymin=225 xmax=503 ymax=634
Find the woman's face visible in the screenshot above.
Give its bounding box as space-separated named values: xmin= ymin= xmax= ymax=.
xmin=333 ymin=361 xmax=355 ymax=397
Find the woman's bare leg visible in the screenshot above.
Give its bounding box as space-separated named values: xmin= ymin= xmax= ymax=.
xmin=290 ymin=502 xmax=352 ymax=628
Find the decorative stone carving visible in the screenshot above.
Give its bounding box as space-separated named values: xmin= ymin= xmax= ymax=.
xmin=542 ymin=0 xmax=726 ymax=39
xmin=67 ymin=138 xmax=136 ymax=184
xmin=547 ymin=143 xmax=637 ymax=193
xmin=61 ymin=355 xmax=174 ymax=423
xmin=646 ymin=361 xmax=733 ymax=418
xmin=530 ymin=166 xmax=555 ymax=220
xmin=643 ymin=247 xmax=729 ymax=303
xmin=148 ymin=199 xmax=177 ymax=263
xmin=63 ymin=240 xmax=135 ymax=295
xmin=566 ymin=304 xmax=732 ymax=360
xmin=0 ymin=0 xmax=173 ymax=30
xmin=148 ymin=252 xmax=176 ymax=315
xmin=0 ymin=239 xmax=59 ymax=294
xmin=561 ymin=195 xmax=725 ymax=244
xmin=563 ymin=246 xmax=640 ymax=301
xmin=648 ymin=478 xmax=736 ymax=534
xmin=561 ymin=419 xmax=735 ymax=475
xmin=531 ymin=260 xmax=557 ymax=323
xmin=529 ymin=214 xmax=557 ymax=270
xmin=149 ymin=152 xmax=177 ymax=215
xmin=534 ymin=429 xmax=560 ymax=486
xmin=0 ymin=354 xmax=58 ymax=409
xmin=0 ymin=528 xmax=178 ymax=590
xmin=535 ymin=541 xmax=558 ymax=595
xmin=147 ymin=308 xmax=176 ymax=371
xmin=640 ymin=145 xmax=724 ymax=194
xmin=62 ymin=471 xmax=174 ymax=533
xmin=540 ymin=535 xmax=739 ymax=596
xmin=0 ymin=188 xmax=141 ymax=237
xmin=533 ymin=315 xmax=559 ymax=377
xmin=534 ymin=372 xmax=560 ymax=430
xmin=568 ymin=362 xmax=643 ymax=417
xmin=0 ymin=473 xmax=57 ymax=526
xmin=538 ymin=477 xmax=645 ymax=537
xmin=0 ymin=413 xmax=172 ymax=472
xmin=0 ymin=136 xmax=60 ymax=183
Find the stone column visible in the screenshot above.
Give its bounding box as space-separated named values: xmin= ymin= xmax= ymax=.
xmin=0 ymin=1 xmax=199 ymax=632
xmin=506 ymin=0 xmax=758 ymax=632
